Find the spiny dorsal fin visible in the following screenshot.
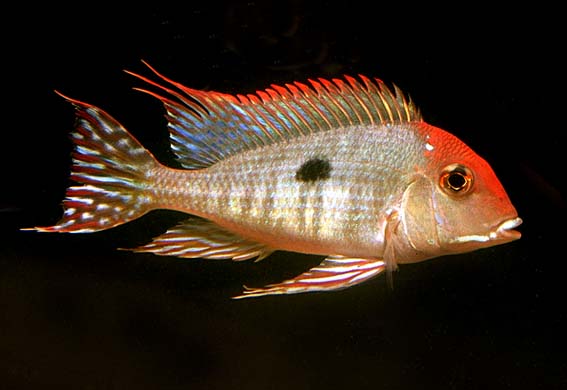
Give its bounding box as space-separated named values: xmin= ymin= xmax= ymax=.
xmin=126 ymin=61 xmax=422 ymax=169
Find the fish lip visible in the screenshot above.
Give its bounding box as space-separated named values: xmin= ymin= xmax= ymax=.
xmin=491 ymin=217 xmax=522 ymax=241
xmin=446 ymin=217 xmax=522 ymax=247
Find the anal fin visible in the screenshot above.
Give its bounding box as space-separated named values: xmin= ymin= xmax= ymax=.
xmin=131 ymin=217 xmax=273 ymax=261
xmin=233 ymin=256 xmax=386 ymax=299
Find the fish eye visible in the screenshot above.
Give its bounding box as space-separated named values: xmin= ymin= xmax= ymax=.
xmin=440 ymin=164 xmax=474 ymax=196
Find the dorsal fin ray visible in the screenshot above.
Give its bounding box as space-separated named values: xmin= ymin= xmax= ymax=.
xmin=126 ymin=61 xmax=423 ymax=169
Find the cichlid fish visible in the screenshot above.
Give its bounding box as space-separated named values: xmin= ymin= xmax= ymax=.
xmin=27 ymin=62 xmax=522 ymax=298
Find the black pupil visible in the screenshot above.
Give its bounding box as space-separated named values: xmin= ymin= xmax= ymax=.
xmin=448 ymin=171 xmax=467 ymax=190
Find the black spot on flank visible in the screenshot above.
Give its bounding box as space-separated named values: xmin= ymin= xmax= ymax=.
xmin=296 ymin=158 xmax=332 ymax=182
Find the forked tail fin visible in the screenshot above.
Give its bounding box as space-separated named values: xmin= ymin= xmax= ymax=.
xmin=26 ymin=93 xmax=160 ymax=233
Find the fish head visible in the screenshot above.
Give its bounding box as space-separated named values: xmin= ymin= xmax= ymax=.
xmin=399 ymin=124 xmax=521 ymax=261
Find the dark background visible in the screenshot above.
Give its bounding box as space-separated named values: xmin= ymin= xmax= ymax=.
xmin=2 ymin=2 xmax=565 ymax=389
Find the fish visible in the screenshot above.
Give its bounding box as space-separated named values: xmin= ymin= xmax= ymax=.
xmin=26 ymin=61 xmax=522 ymax=298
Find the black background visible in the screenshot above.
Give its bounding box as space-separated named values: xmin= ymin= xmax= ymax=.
xmin=2 ymin=2 xmax=565 ymax=389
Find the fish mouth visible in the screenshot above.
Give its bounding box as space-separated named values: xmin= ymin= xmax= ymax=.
xmin=448 ymin=217 xmax=522 ymax=247
xmin=490 ymin=217 xmax=522 ymax=241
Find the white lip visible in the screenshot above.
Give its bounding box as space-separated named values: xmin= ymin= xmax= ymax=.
xmin=491 ymin=217 xmax=522 ymax=240
xmin=450 ymin=217 xmax=522 ymax=244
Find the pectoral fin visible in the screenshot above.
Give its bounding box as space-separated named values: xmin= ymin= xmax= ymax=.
xmin=233 ymin=256 xmax=386 ymax=299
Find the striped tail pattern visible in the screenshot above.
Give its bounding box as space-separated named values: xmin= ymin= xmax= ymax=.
xmin=29 ymin=93 xmax=159 ymax=233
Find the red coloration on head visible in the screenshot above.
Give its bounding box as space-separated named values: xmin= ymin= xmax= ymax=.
xmin=399 ymin=123 xmax=521 ymax=260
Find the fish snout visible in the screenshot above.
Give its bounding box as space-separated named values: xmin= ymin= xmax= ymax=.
xmin=490 ymin=217 xmax=522 ymax=242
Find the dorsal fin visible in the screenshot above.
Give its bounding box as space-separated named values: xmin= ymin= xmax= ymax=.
xmin=126 ymin=61 xmax=422 ymax=169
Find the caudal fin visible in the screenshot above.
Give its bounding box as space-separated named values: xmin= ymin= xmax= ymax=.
xmin=26 ymin=93 xmax=159 ymax=233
